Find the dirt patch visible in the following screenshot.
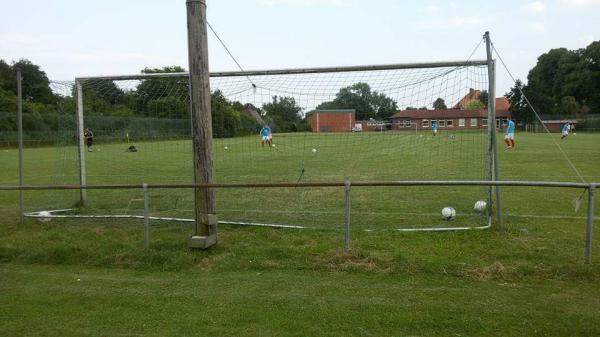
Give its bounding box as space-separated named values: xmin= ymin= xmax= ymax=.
xmin=463 ymin=261 xmax=516 ymax=280
xmin=313 ymin=251 xmax=393 ymax=272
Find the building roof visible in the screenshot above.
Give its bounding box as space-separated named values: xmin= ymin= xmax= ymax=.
xmin=542 ymin=120 xmax=578 ymax=123
xmin=453 ymin=88 xmax=512 ymax=110
xmin=306 ymin=109 xmax=355 ymax=115
xmin=496 ymin=97 xmax=510 ymax=110
xmin=391 ymin=109 xmax=510 ymax=119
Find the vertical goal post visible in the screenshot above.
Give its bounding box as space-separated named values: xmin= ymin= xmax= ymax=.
xmin=484 ymin=31 xmax=502 ymax=230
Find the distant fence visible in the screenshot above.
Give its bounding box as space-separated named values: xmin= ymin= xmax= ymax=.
xmin=1 ymin=180 xmax=596 ymax=264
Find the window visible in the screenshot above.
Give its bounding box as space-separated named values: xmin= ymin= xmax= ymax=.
xmin=399 ymin=120 xmax=412 ymax=128
xmin=439 ymin=120 xmax=446 ymax=127
xmin=458 ymin=118 xmax=465 ymax=127
xmin=446 ymin=120 xmax=453 ymax=128
xmin=422 ymin=119 xmax=430 ymax=128
xmin=471 ymin=118 xmax=478 ymax=127
xmin=482 ymin=119 xmax=488 ymax=127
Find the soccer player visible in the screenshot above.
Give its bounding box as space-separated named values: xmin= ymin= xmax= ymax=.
xmin=431 ymin=121 xmax=438 ymax=137
xmin=260 ymin=125 xmax=272 ymax=147
xmin=561 ymin=122 xmax=571 ymax=139
xmin=84 ymin=128 xmax=94 ymax=152
xmin=504 ymin=117 xmax=516 ymax=149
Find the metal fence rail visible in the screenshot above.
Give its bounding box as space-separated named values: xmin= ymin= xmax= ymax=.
xmin=2 ymin=180 xmax=596 ymax=264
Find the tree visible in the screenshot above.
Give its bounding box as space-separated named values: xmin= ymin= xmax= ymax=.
xmin=524 ymin=42 xmax=600 ymax=115
xmin=13 ymin=59 xmax=54 ymax=105
xmin=0 ymin=88 xmax=17 ymax=112
xmin=131 ymin=66 xmax=188 ymax=118
xmin=262 ymin=96 xmax=303 ymax=132
xmin=316 ymin=82 xmax=397 ymax=120
xmin=579 ymin=41 xmax=600 ymax=114
xmin=506 ymin=79 xmax=534 ymax=124
xmin=433 ymin=98 xmax=447 ymax=110
xmin=478 ymin=90 xmax=489 ymax=108
xmin=560 ymin=96 xmax=580 ymax=116
xmin=0 ymin=59 xmax=15 ymax=93
xmin=463 ymin=100 xmax=485 ymax=110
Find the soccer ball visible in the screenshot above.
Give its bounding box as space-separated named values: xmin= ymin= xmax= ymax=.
xmin=37 ymin=211 xmax=52 ymax=222
xmin=272 ymin=144 xmax=276 ymax=147
xmin=474 ymin=200 xmax=487 ymax=212
xmin=224 ymin=146 xmax=229 ymax=150
xmin=312 ymin=148 xmax=317 ymax=153
xmin=441 ymin=207 xmax=456 ymax=221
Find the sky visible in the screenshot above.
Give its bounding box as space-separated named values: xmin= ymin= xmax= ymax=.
xmin=1 ymin=0 xmax=599 ymax=94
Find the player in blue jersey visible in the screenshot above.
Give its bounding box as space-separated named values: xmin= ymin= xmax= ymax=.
xmin=561 ymin=122 xmax=571 ymax=139
xmin=504 ymin=117 xmax=516 ymax=149
xmin=260 ymin=125 xmax=272 ymax=147
xmin=431 ymin=121 xmax=438 ymax=137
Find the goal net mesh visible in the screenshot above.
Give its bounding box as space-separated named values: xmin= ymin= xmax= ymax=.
xmin=22 ymin=62 xmax=493 ymax=230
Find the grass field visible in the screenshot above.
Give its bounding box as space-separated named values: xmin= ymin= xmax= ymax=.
xmin=1 ymin=131 xmax=599 ymax=336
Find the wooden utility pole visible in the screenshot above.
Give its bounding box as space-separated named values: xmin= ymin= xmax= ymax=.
xmin=187 ymin=0 xmax=217 ymax=248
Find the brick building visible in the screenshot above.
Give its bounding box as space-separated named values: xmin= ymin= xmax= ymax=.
xmin=390 ymin=109 xmax=511 ymax=131
xmin=307 ymin=109 xmax=355 ymax=132
xmin=356 ymin=119 xmax=390 ymax=131
xmin=391 ymin=89 xmax=512 ymax=131
xmin=541 ymin=119 xmax=578 ymax=132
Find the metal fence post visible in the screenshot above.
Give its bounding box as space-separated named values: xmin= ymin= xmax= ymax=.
xmin=143 ymin=183 xmax=150 ymax=249
xmin=344 ymin=181 xmax=351 ymax=252
xmin=17 ymin=70 xmax=24 ymax=224
xmin=585 ymin=184 xmax=596 ymax=264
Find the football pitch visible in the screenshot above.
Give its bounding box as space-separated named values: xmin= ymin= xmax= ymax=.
xmin=0 ymin=131 xmax=599 ymax=336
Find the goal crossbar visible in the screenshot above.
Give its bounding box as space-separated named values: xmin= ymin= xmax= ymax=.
xmin=75 ymin=60 xmax=488 ymax=82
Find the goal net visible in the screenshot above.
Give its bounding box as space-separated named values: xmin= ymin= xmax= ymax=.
xmin=25 ymin=61 xmax=494 ymax=231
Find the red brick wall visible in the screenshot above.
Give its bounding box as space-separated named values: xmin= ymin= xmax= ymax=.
xmin=544 ymin=122 xmax=577 ymax=132
xmin=309 ymin=112 xmax=355 ymax=132
xmin=391 ymin=117 xmax=507 ymax=131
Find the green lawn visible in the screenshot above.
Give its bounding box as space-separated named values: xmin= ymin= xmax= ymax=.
xmin=1 ymin=131 xmax=599 ymax=336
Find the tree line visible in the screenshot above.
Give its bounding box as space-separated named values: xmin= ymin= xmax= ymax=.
xmin=3 ymin=38 xmax=598 ymax=139
xmin=506 ymin=40 xmax=600 ymax=125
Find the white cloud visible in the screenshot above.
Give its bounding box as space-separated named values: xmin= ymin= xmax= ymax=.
xmin=423 ymin=4 xmax=442 ymax=13
xmin=70 ymin=52 xmax=161 ymax=63
xmin=558 ymin=0 xmax=600 ymax=7
xmin=529 ymin=22 xmax=546 ymax=33
xmin=521 ymin=1 xmax=546 ymax=13
xmin=447 ymin=16 xmax=482 ymax=27
xmin=417 ymin=3 xmax=483 ymax=30
xmin=578 ymin=34 xmax=596 ymax=45
xmin=258 ymin=0 xmax=350 ymax=6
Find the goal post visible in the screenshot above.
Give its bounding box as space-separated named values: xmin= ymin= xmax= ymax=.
xmin=67 ymin=56 xmax=498 ymax=232
xmin=76 ymin=80 xmax=87 ymax=206
xmin=485 ymin=31 xmax=502 ymax=229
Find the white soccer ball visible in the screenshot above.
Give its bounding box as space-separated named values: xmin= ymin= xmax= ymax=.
xmin=474 ymin=200 xmax=487 ymax=212
xmin=312 ymin=148 xmax=317 ymax=153
xmin=272 ymin=144 xmax=276 ymax=147
xmin=441 ymin=207 xmax=456 ymax=221
xmin=224 ymin=146 xmax=229 ymax=150
xmin=38 ymin=211 xmax=52 ymax=222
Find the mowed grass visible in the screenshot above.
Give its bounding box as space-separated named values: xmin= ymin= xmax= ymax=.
xmin=1 ymin=131 xmax=599 ymax=336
